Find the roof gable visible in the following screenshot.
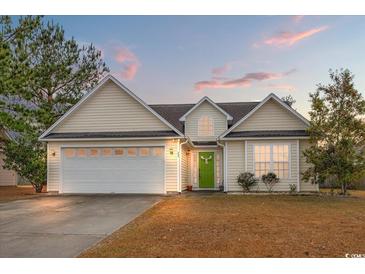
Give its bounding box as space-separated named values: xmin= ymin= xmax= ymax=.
xmin=220 ymin=93 xmax=309 ymax=138
xmin=179 ymin=97 xmax=233 ymax=121
xmin=39 ymin=75 xmax=183 ymax=139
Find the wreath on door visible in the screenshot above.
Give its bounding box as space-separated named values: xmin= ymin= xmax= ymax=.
xmin=200 ymin=155 xmax=212 ymax=164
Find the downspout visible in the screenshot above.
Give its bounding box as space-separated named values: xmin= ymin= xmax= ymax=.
xmin=217 ymin=138 xmax=226 ymax=192
xmin=179 ymin=138 xmax=189 ymax=193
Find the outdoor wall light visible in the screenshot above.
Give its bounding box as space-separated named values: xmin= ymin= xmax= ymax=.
xmin=51 ymin=150 xmax=56 ymax=157
xmin=169 ymin=148 xmax=174 ymax=155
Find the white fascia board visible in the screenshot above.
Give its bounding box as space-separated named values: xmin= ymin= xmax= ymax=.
xmin=40 ymin=136 xmax=185 ymax=142
xmin=39 ymin=74 xmax=184 ymax=140
xmin=221 ymin=136 xmax=310 ymax=141
xmin=218 ymin=93 xmax=310 ymax=139
xmin=179 ymin=96 xmax=233 ymax=121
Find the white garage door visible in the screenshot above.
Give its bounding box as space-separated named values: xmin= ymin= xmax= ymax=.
xmin=61 ymin=146 xmax=165 ymax=194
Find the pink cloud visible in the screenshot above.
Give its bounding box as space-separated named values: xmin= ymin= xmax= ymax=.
xmin=115 ymin=47 xmax=136 ymax=63
xmin=263 ymin=26 xmax=328 ymax=47
xmin=121 ymin=63 xmax=139 ymax=80
xmin=194 ymin=69 xmax=296 ymax=91
xmin=113 ymin=46 xmax=140 ymax=80
xmin=212 ymin=63 xmax=232 ymax=76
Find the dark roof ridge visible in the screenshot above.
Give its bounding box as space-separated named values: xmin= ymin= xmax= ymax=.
xmin=217 ymin=101 xmax=260 ymax=105
xmin=149 ymin=101 xmax=260 ymax=107
xmin=148 ymin=103 xmax=195 ymax=107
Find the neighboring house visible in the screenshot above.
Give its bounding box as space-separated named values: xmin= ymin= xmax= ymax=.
xmin=39 ymin=75 xmax=318 ymax=194
xmin=0 ymin=127 xmax=19 ymax=186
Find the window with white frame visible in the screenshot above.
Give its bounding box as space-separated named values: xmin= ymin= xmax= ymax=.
xmin=198 ymin=116 xmax=214 ymax=136
xmin=254 ymin=144 xmax=290 ymax=179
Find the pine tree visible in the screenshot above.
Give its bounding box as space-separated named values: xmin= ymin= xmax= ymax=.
xmin=0 ymin=16 xmax=109 ymax=192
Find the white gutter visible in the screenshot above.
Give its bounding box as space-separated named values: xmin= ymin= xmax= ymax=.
xmin=178 ymin=138 xmax=189 ymax=193
xmin=39 ymin=136 xmax=185 ymax=142
xmin=220 ymin=136 xmax=310 ymax=141
xmin=216 ymin=139 xmax=226 ymax=192
xmin=296 ymin=139 xmax=301 ymax=192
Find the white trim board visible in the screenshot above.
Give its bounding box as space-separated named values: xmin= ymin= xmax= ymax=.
xmin=39 ymin=74 xmax=184 ymax=141
xmin=221 ymin=136 xmax=310 ymax=141
xmin=219 ymin=93 xmax=310 ymax=139
xmin=179 ymin=96 xmax=233 ymax=122
xmin=41 ymin=136 xmax=184 ymax=142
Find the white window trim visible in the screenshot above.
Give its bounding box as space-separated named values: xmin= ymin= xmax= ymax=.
xmin=253 ymin=143 xmax=291 ymax=179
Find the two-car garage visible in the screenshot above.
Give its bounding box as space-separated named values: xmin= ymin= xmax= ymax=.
xmin=60 ymin=146 xmax=165 ymax=194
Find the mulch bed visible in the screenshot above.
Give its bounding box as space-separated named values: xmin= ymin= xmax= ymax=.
xmin=0 ymin=186 xmax=47 ymax=202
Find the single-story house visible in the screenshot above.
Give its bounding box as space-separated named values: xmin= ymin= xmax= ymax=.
xmin=39 ymin=75 xmax=318 ymax=194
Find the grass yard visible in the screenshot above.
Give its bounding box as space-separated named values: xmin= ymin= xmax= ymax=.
xmin=80 ymin=193 xmax=365 ymax=258
xmin=320 ymin=188 xmax=365 ymax=199
xmin=0 ymin=186 xmax=46 ymax=202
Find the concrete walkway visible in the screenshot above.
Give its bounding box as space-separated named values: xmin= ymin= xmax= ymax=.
xmin=0 ymin=195 xmax=161 ymax=257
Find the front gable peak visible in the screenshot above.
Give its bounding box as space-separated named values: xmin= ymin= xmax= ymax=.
xmin=179 ymin=96 xmax=233 ymax=122
xmin=39 ymin=74 xmax=183 ymax=140
xmin=220 ymin=93 xmax=310 ymax=138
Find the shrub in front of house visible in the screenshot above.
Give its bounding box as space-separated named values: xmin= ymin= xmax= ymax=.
xmin=262 ymin=172 xmax=280 ymax=192
xmin=289 ymin=183 xmax=297 ymax=193
xmin=237 ymin=172 xmax=258 ymax=192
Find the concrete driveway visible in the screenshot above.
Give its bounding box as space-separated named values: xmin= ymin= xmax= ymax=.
xmin=0 ymin=195 xmax=161 ymax=257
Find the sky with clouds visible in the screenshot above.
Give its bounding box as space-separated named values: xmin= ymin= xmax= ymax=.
xmin=47 ymin=16 xmax=365 ymax=117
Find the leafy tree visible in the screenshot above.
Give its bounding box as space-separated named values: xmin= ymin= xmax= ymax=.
xmin=262 ymin=172 xmax=279 ymax=192
xmin=0 ymin=16 xmax=109 ymax=192
xmin=303 ymin=69 xmax=365 ymax=195
xmin=281 ymin=95 xmax=296 ymax=107
xmin=237 ymin=172 xmax=258 ymax=192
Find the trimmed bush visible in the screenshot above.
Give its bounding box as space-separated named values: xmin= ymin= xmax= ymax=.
xmin=237 ymin=172 xmax=258 ymax=192
xmin=289 ymin=183 xmax=297 ymax=193
xmin=262 ymin=172 xmax=280 ymax=192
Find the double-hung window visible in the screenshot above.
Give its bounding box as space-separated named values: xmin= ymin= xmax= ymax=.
xmin=254 ymin=144 xmax=290 ymax=179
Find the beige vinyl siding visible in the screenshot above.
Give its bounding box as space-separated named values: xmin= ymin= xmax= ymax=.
xmin=233 ymin=98 xmax=307 ymax=132
xmin=164 ymin=140 xmax=179 ymax=192
xmin=0 ymin=152 xmax=17 ymax=186
xmin=299 ymin=139 xmax=318 ymax=191
xmin=47 ymin=142 xmax=61 ymax=191
xmin=53 ymin=80 xmax=170 ymax=133
xmin=246 ymin=140 xmax=298 ymax=191
xmin=226 ymin=140 xmax=301 ymax=192
xmin=0 ymin=130 xmax=17 ymax=186
xmin=185 ymin=101 xmax=227 ymax=141
xmin=180 ymin=145 xmax=190 ymax=191
xmin=47 ymin=139 xmax=179 ymax=193
xmin=226 ymin=141 xmax=245 ymax=191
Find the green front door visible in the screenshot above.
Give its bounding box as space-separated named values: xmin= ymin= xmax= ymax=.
xmin=199 ymin=152 xmax=215 ymax=188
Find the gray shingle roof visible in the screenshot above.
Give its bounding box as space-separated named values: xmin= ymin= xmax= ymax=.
xmin=40 ymin=101 xmax=262 ymax=140
xmin=225 ymin=130 xmax=309 ymax=138
xmin=149 ymin=104 xmax=194 ymax=132
xmin=43 ymin=131 xmax=179 ymax=139
xmin=149 ymin=101 xmax=259 ymax=133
